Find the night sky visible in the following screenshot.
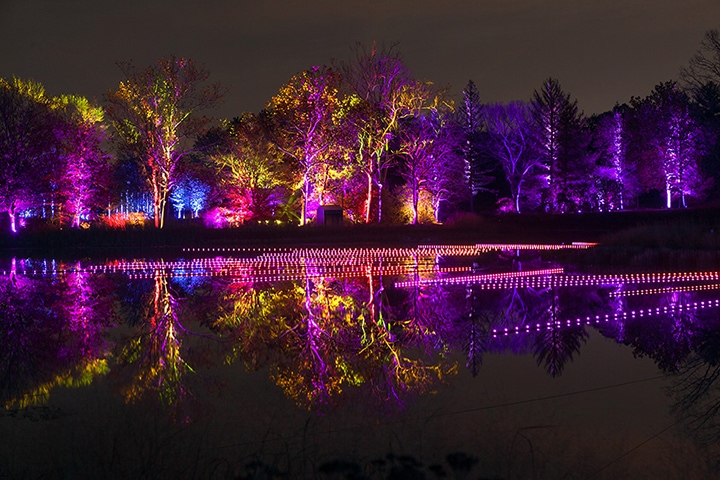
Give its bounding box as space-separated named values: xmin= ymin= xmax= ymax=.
xmin=2 ymin=0 xmax=719 ymax=121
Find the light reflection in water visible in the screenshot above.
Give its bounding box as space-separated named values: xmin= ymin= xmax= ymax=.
xmin=3 ymin=245 xmax=720 ymax=476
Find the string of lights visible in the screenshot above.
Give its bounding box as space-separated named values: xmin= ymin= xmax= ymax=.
xmin=491 ymin=298 xmax=720 ymax=337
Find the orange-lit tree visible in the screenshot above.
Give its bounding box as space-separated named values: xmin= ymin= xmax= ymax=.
xmin=106 ymin=56 xmax=223 ymax=228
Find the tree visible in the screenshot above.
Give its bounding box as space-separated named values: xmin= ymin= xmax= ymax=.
xmin=53 ymin=95 xmax=112 ymax=227
xmin=483 ymin=101 xmax=540 ymax=213
xmin=634 ymin=82 xmax=705 ymax=208
xmin=588 ymin=105 xmax=638 ymax=211
xmin=530 ymin=78 xmax=590 ymax=212
xmin=267 ymin=66 xmax=347 ymax=225
xmin=395 ymin=109 xmax=464 ymax=223
xmin=202 ymin=113 xmax=290 ymax=224
xmin=106 ymin=56 xmax=224 ymax=228
xmin=457 ymin=80 xmax=493 ymax=211
xmin=0 ymin=77 xmax=59 ymax=232
xmin=681 ymin=28 xmax=720 ymax=92
xmin=342 ymin=42 xmax=434 ymax=223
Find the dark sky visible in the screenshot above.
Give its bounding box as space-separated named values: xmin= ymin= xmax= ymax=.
xmin=2 ymin=0 xmax=719 ymax=120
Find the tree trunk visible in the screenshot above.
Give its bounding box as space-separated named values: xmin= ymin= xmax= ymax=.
xmin=364 ymin=171 xmax=373 ymax=224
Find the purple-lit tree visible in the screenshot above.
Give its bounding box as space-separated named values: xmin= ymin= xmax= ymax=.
xmin=457 ymin=80 xmax=493 ymax=211
xmin=633 ymin=82 xmax=705 ymax=208
xmin=531 ymin=78 xmax=591 ymax=212
xmin=54 ymin=95 xmax=112 ymax=227
xmin=106 ymin=56 xmax=224 ymax=228
xmin=0 ymin=77 xmax=58 ymax=232
xmin=588 ymin=106 xmax=638 ymax=211
xmin=341 ymin=43 xmax=434 ymax=223
xmin=395 ymin=109 xmax=466 ymax=223
xmin=483 ymin=101 xmax=541 ymax=213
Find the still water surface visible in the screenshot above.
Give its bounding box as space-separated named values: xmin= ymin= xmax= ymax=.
xmin=2 ymin=244 xmax=720 ymax=479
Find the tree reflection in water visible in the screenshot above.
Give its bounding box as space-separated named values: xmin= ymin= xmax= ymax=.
xmin=3 ymin=247 xmax=720 ymax=444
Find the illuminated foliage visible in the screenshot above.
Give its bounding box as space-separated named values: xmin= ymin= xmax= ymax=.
xmin=203 ymin=113 xmax=290 ymax=223
xmin=106 ymin=56 xmax=224 ymax=228
xmin=342 ymin=43 xmax=436 ymax=223
xmin=457 ymin=80 xmax=494 ymax=210
xmin=266 ymin=66 xmax=350 ymax=225
xmin=588 ymin=106 xmax=637 ymax=211
xmin=395 ymin=109 xmax=465 ymax=223
xmin=531 ymin=78 xmax=591 ymax=213
xmin=631 ymin=82 xmax=706 ymax=208
xmin=53 ymin=95 xmax=113 ymax=227
xmin=0 ymin=77 xmax=59 ymax=232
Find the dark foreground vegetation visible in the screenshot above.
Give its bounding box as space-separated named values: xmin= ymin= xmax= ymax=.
xmin=1 ymin=207 xmax=719 ymax=261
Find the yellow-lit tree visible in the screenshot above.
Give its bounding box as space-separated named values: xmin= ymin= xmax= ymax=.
xmin=106 ymin=56 xmax=224 ymax=228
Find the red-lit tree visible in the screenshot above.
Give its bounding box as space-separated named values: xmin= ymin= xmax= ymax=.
xmin=106 ymin=56 xmax=224 ymax=228
xmin=202 ymin=113 xmax=291 ymax=224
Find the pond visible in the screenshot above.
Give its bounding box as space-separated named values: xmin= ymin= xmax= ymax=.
xmin=1 ymin=243 xmax=720 ymax=479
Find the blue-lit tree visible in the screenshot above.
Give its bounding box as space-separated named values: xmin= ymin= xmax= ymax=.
xmin=483 ymin=101 xmax=541 ymax=213
xmin=169 ymin=174 xmax=210 ymax=219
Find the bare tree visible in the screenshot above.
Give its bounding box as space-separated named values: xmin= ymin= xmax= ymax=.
xmin=483 ymin=101 xmax=540 ymax=213
xmin=681 ymin=28 xmax=720 ymax=91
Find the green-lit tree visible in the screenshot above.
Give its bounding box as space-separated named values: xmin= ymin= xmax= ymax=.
xmin=106 ymin=56 xmax=224 ymax=228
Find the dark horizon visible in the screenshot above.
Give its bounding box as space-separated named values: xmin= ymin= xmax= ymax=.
xmin=2 ymin=1 xmax=719 ymax=120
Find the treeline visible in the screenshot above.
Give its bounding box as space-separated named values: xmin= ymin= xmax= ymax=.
xmin=2 ymin=31 xmax=720 ymax=232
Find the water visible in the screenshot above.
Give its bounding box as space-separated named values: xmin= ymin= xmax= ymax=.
xmin=1 ymin=245 xmax=720 ymax=479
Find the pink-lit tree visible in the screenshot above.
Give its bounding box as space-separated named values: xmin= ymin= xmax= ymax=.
xmin=530 ymin=78 xmax=591 ymax=212
xmin=0 ymin=77 xmax=58 ymax=232
xmin=106 ymin=56 xmax=224 ymax=228
xmin=54 ymin=95 xmax=112 ymax=227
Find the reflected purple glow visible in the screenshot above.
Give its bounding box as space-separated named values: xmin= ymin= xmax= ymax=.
xmin=3 ymin=247 xmax=720 ymax=415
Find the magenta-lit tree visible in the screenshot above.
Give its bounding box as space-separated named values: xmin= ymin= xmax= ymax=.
xmin=483 ymin=101 xmax=541 ymax=213
xmin=588 ymin=106 xmax=639 ymax=211
xmin=633 ymin=82 xmax=705 ymax=208
xmin=0 ymin=77 xmax=59 ymax=232
xmin=457 ymin=80 xmax=493 ymax=211
xmin=395 ymin=109 xmax=465 ymax=223
xmin=106 ymin=56 xmax=224 ymax=228
xmin=54 ymin=95 xmax=112 ymax=227
xmin=531 ymin=78 xmax=591 ymax=213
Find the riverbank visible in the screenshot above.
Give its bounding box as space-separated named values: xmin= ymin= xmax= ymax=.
xmin=1 ymin=207 xmax=719 ymax=258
